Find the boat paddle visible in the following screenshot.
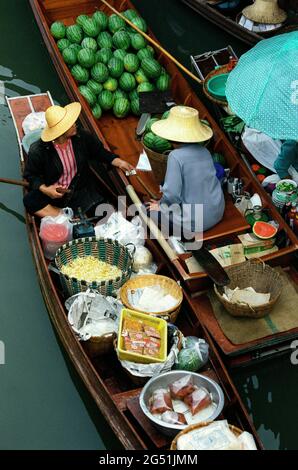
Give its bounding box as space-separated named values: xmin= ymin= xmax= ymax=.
xmin=0 ymin=177 xmax=70 ymax=194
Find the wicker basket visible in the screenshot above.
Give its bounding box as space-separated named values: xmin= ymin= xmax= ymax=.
xmin=55 ymin=237 xmax=133 ymax=298
xmin=120 ymin=275 xmax=183 ymax=323
xmin=170 ymin=421 xmax=243 ymax=450
xmin=203 ymin=65 xmax=230 ymax=106
xmin=142 ymin=138 xmax=170 ymax=186
xmin=83 ymin=332 xmax=116 ymax=358
xmin=214 ymin=259 xmax=282 ymax=318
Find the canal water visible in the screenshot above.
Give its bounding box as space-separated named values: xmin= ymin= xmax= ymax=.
xmin=0 ymin=0 xmax=296 ymax=450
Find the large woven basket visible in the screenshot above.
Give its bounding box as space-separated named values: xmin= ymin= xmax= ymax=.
xmin=142 ymin=138 xmax=169 ymax=186
xmin=203 ymin=64 xmax=230 ymax=106
xmin=55 ymin=237 xmax=133 ymax=298
xmin=214 ymin=259 xmax=282 ymax=318
xmin=120 ymin=275 xmax=183 ymax=323
xmin=170 ymin=421 xmax=243 ymax=450
xmin=83 ymin=332 xmax=116 ymax=358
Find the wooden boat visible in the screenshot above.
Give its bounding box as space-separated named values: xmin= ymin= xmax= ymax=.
xmin=29 ymin=0 xmax=298 ymax=299
xmin=27 ymin=0 xmax=298 ymax=366
xmin=7 ymin=91 xmax=264 ymax=449
xmin=181 ymin=0 xmax=298 ymax=46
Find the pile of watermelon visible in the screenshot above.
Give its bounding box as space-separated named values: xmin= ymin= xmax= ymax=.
xmin=142 ymin=112 xmax=173 ymax=154
xmin=50 ymin=9 xmax=172 ymax=120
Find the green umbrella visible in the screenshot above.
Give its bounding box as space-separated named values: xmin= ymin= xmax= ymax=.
xmin=226 ymin=32 xmax=298 ymax=140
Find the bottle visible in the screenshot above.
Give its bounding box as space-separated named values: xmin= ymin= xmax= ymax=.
xmin=287 ymin=202 xmax=297 ymax=230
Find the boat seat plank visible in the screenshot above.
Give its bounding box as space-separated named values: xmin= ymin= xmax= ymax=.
xmin=113 ymin=388 xmax=143 ymax=413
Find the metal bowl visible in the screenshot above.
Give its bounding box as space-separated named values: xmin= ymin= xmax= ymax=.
xmin=139 ymin=371 xmax=225 ymax=437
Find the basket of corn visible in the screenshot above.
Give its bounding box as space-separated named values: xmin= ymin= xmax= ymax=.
xmin=55 ymin=237 xmax=134 ymax=298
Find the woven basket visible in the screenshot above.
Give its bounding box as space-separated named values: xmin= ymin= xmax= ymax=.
xmin=83 ymin=332 xmax=116 ymax=358
xmin=203 ymin=65 xmax=230 ymax=106
xmin=170 ymin=422 xmax=243 ymax=450
xmin=214 ymin=259 xmax=282 ymax=318
xmin=120 ymin=275 xmax=183 ymax=323
xmin=55 ymin=237 xmax=133 ymax=298
xmin=142 ymin=138 xmax=170 ymax=186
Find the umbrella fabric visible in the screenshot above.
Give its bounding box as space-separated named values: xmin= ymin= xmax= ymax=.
xmin=226 ymin=32 xmax=298 ymax=140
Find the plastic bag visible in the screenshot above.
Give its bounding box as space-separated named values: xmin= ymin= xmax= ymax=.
xmin=22 ymin=112 xmax=46 ymax=135
xmin=175 ymin=337 xmax=209 ymax=372
xmin=95 ymin=212 xmax=145 ymax=246
xmin=39 ymin=208 xmax=73 ymax=260
xmin=66 ymin=290 xmax=122 ymax=341
xmin=241 ymin=126 xmax=282 ymax=172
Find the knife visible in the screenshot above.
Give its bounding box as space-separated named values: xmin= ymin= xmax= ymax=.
xmin=136 ymin=113 xmax=151 ymax=136
xmin=191 ymin=245 xmax=230 ymax=286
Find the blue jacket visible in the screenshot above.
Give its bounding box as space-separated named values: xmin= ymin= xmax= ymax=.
xmin=274 ymin=140 xmax=298 ymax=178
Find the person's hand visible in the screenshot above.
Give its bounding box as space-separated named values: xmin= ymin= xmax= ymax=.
xmin=39 ymin=184 xmax=64 ymax=199
xmin=146 ymin=199 xmax=161 ymax=212
xmin=112 ymin=158 xmax=135 ymax=172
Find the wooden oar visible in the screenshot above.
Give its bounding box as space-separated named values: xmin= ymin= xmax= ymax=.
xmin=100 ymin=0 xmax=203 ymax=85
xmin=0 ymin=177 xmax=70 ymax=194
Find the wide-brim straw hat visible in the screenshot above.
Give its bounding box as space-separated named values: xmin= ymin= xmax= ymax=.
xmin=41 ymin=102 xmax=82 ymax=142
xmin=242 ymin=0 xmax=287 ymax=24
xmin=151 ymin=106 xmax=213 ymax=143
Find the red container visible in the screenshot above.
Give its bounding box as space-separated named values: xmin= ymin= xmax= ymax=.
xmin=40 ymin=223 xmax=70 ymax=259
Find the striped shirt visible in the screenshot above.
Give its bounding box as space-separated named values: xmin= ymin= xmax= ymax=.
xmin=53 ymin=139 xmax=77 ymax=188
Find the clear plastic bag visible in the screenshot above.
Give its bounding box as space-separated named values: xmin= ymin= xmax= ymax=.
xmin=95 ymin=212 xmax=145 ymax=246
xmin=175 ymin=337 xmax=209 ymax=372
xmin=39 ymin=208 xmax=73 ymax=260
xmin=22 ymin=112 xmax=46 ymax=135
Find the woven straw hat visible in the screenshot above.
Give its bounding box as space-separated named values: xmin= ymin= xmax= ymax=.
xmin=151 ymin=106 xmax=213 ymax=143
xmin=242 ymin=0 xmax=287 ymax=24
xmin=41 ymin=102 xmax=82 ymax=142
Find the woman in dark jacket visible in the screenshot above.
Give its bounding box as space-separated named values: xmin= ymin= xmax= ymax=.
xmin=23 ymin=102 xmax=133 ymax=217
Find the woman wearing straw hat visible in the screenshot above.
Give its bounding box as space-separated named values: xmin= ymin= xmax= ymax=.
xmin=23 ymin=102 xmax=133 ymax=218
xmin=148 ymin=106 xmax=225 ymax=236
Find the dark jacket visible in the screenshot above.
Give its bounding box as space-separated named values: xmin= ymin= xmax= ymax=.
xmin=23 ymin=128 xmax=117 ymax=191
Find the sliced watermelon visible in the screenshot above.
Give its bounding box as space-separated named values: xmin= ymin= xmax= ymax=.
xmin=252 ymin=221 xmax=278 ymax=240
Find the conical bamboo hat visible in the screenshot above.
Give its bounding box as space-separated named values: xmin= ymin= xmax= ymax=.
xmin=242 ymin=0 xmax=287 ymax=24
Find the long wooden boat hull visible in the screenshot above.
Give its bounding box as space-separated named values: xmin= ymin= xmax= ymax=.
xmin=181 ymin=0 xmax=298 ymax=46
xmin=7 ymin=91 xmax=263 ymax=449
xmin=30 ymin=0 xmax=298 ymax=299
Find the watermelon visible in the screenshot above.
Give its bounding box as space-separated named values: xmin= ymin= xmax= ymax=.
xmin=124 ymin=53 xmax=140 ymax=73
xmin=77 ymin=48 xmax=96 ymax=68
xmin=98 ymin=90 xmax=115 ymax=110
xmin=81 ymin=37 xmax=98 ymax=52
xmin=162 ymin=110 xmax=170 ymax=120
xmin=51 ymin=21 xmax=66 ymax=40
xmin=130 ymin=98 xmax=140 ymax=116
xmin=131 ymin=17 xmax=147 ymax=33
xmin=122 ymin=9 xmax=139 ymax=21
xmin=93 ymin=11 xmax=108 ymax=31
xmin=66 ymin=25 xmax=83 ymax=44
xmin=92 ymin=103 xmax=102 ymax=120
xmin=71 ymin=64 xmax=89 ymax=83
xmin=95 ymin=48 xmax=113 ymax=65
xmin=76 ymin=15 xmax=89 ymax=27
xmin=113 ymin=49 xmax=127 ymax=61
xmin=112 ymin=30 xmax=131 ymax=50
xmin=144 ymin=132 xmax=172 ymax=153
xmin=141 ymin=58 xmax=162 ymax=79
xmin=103 ymin=78 xmax=118 ymax=92
xmin=130 ymin=33 xmax=147 ymax=50
xmin=79 ymin=85 xmax=97 ymax=106
xmin=86 ymin=79 xmax=103 ymax=95
xmin=146 ymin=46 xmax=155 ymax=56
xmin=114 ymin=89 xmax=128 ymax=100
xmin=156 ymin=73 xmax=171 ymax=91
xmin=137 ymin=82 xmax=155 ymax=93
xmin=143 ymin=132 xmax=156 ymax=150
xmin=145 ymin=118 xmax=159 ymax=133
xmin=62 ymin=47 xmax=78 ymax=66
xmin=97 ymin=31 xmax=113 ymax=49
xmin=175 ymin=348 xmax=203 ymax=372
xmin=135 ymin=68 xmax=149 ymax=84
xmin=113 ymin=98 xmax=130 ymax=118
xmin=69 ymin=43 xmax=82 ymax=55
xmin=119 ymin=72 xmax=136 ymax=92
xmin=108 ymin=14 xmax=126 ymax=34
xmin=137 ymin=47 xmax=154 ymax=62
xmin=82 ymin=18 xmax=100 ymax=37
xmin=91 ymin=63 xmax=109 ymax=83
xmin=129 ymin=90 xmax=139 ymax=101
xmin=253 ymin=222 xmax=278 ymax=240
xmin=108 ymin=57 xmax=124 ymax=78
xmin=57 ymin=38 xmax=71 ymax=52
